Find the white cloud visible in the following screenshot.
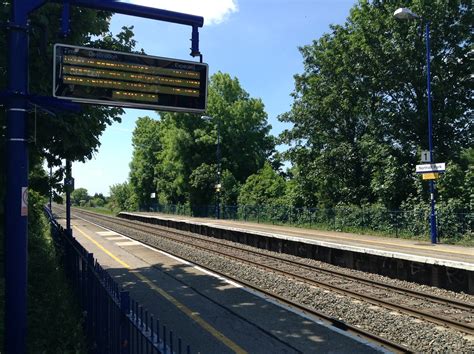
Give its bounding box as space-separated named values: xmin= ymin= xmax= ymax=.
xmin=126 ymin=0 xmax=238 ymax=25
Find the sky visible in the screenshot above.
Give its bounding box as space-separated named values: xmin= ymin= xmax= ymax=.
xmin=72 ymin=0 xmax=358 ymax=196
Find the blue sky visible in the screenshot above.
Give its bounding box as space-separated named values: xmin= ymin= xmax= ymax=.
xmin=72 ymin=0 xmax=358 ymax=196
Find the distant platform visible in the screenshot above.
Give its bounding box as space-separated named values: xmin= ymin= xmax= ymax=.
xmin=119 ymin=211 xmax=474 ymax=294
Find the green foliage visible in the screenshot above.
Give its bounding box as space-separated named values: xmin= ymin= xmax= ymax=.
xmin=87 ymin=193 xmax=107 ymax=207
xmin=220 ymin=170 xmax=241 ymax=206
xmin=145 ymin=72 xmax=274 ymax=205
xmin=109 ymin=182 xmax=137 ymax=212
xmin=279 ymin=0 xmax=472 ymax=210
xmin=27 ymin=191 xmax=86 ymax=352
xmin=238 ymin=163 xmax=287 ymax=206
xmin=0 ymin=2 xmax=139 ymax=209
xmin=71 ymin=187 xmax=90 ymax=206
xmin=437 ymin=148 xmax=474 ymax=208
xmin=129 ymin=116 xmax=161 ymax=209
xmin=189 ymin=163 xmax=218 ymax=205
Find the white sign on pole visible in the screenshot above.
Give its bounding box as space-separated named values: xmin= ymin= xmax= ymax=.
xmin=420 ymin=150 xmax=431 ymax=163
xmin=21 ymin=187 xmax=28 ymax=216
xmin=416 ymin=163 xmax=446 ymax=174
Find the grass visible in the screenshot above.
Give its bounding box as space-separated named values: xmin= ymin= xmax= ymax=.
xmin=0 ymin=192 xmax=86 ymax=352
xmin=28 ymin=198 xmax=87 ymax=353
xmin=76 ymin=205 xmax=116 ymax=216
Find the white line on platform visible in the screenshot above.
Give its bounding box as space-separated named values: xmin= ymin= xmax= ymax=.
xmin=116 ymin=241 xmax=141 ymax=246
xmin=73 ymin=213 xmax=390 ymax=352
xmin=97 ymin=231 xmax=118 ymax=236
xmin=105 ymin=236 xmax=126 ymax=241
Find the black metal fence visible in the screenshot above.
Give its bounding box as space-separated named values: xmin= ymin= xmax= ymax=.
xmin=45 ymin=208 xmax=191 ymax=354
xmin=148 ymin=204 xmax=473 ymax=241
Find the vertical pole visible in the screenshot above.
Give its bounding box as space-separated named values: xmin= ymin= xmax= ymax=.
xmin=49 ymin=165 xmax=52 ymax=210
xmin=5 ymin=2 xmax=29 ymax=352
xmin=120 ymin=291 xmax=130 ymax=354
xmin=216 ymin=119 xmax=221 ymax=219
xmin=426 ymin=21 xmax=438 ymax=244
xmin=66 ymin=159 xmax=71 ymax=233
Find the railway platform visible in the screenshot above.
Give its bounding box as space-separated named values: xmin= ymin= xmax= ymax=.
xmin=119 ymin=212 xmax=474 ymax=294
xmin=59 ymin=212 xmax=386 ymax=353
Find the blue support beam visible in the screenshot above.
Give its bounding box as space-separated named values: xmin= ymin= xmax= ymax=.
xmin=5 ymin=2 xmax=29 ymax=353
xmin=4 ymin=1 xmax=204 ymax=352
xmin=58 ymin=0 xmax=204 ymax=27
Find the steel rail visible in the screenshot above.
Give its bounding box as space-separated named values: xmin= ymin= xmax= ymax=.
xmin=63 ymin=208 xmax=410 ymax=353
xmin=63 ymin=208 xmax=474 ymax=336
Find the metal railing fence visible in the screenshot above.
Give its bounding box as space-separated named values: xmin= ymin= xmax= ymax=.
xmin=45 ymin=207 xmax=191 ymax=354
xmin=146 ymin=204 xmax=473 ymax=241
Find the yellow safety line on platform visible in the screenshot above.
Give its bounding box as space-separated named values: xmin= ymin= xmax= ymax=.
xmin=74 ymin=226 xmax=131 ymax=268
xmin=73 ymin=225 xmax=248 ymax=354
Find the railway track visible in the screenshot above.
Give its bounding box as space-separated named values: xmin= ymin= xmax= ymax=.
xmin=58 ymin=207 xmax=474 ymax=351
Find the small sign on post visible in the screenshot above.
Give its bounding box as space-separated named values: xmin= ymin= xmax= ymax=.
xmin=64 ymin=177 xmax=75 ymax=192
xmin=420 ymin=150 xmax=431 ymax=163
xmin=416 ymin=163 xmax=446 ymax=174
xmin=21 ymin=187 xmax=28 ymax=216
xmin=422 ymin=173 xmax=439 ymax=180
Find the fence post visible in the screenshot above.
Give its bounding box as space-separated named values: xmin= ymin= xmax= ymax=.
xmin=120 ymin=291 xmax=130 ymax=354
xmin=86 ymin=252 xmax=95 ymax=350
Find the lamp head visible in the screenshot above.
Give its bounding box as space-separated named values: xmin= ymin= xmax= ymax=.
xmin=394 ymin=8 xmax=420 ymax=20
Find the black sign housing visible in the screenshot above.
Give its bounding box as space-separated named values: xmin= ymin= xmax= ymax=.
xmin=53 ymin=44 xmax=208 ymax=112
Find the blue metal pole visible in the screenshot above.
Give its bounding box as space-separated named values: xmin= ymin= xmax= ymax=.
xmin=66 ymin=159 xmax=71 ymax=233
xmin=49 ymin=165 xmax=53 ymax=210
xmin=425 ymin=21 xmax=438 ymax=244
xmin=216 ymin=120 xmax=221 ymax=219
xmin=5 ymin=2 xmax=29 ymax=352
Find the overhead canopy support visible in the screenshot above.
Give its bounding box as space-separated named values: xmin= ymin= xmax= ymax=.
xmin=23 ymin=0 xmax=204 ymax=56
xmin=66 ymin=0 xmax=204 ymax=27
xmin=5 ymin=1 xmax=204 ymax=352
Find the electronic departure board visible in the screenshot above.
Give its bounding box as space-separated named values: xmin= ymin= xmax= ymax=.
xmin=53 ymin=44 xmax=208 ymax=112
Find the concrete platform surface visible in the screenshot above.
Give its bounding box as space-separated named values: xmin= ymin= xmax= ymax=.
xmin=59 ymin=214 xmax=385 ymax=354
xmin=123 ymin=212 xmax=474 ymax=271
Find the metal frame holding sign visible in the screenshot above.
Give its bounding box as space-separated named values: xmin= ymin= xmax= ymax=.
xmin=53 ymin=44 xmax=208 ymax=113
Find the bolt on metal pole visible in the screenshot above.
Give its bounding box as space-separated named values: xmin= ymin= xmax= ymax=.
xmin=5 ymin=2 xmax=29 ymax=352
xmin=426 ymin=21 xmax=438 ymax=244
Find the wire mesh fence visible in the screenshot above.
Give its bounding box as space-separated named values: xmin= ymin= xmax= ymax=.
xmin=147 ymin=203 xmax=473 ymax=241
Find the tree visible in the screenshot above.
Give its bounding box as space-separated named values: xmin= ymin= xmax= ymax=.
xmin=129 ymin=117 xmax=161 ymax=209
xmin=154 ymin=72 xmax=274 ymax=205
xmin=71 ymin=188 xmax=89 ymax=206
xmin=238 ymin=163 xmax=287 ymax=206
xmin=90 ymin=193 xmax=107 ymax=207
xmin=109 ymin=182 xmax=137 ymax=212
xmin=279 ymin=0 xmax=472 ymax=209
xmin=0 ymin=1 xmax=138 ymax=211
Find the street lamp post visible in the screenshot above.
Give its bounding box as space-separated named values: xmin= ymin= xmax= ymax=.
xmin=394 ymin=7 xmax=438 ymax=244
xmin=202 ymin=116 xmax=222 ymax=219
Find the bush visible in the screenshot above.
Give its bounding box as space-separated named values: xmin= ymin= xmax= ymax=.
xmin=27 ymin=191 xmax=86 ymax=352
